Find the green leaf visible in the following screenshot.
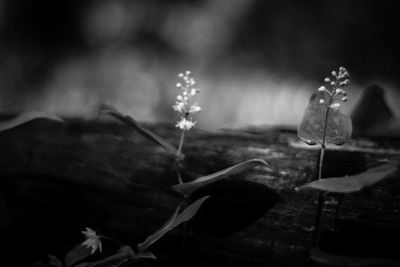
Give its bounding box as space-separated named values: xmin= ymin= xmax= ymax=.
xmin=296 ymin=163 xmax=397 ymax=193
xmin=310 ymin=248 xmax=399 ymax=267
xmin=98 ymin=104 xmax=184 ymax=160
xmin=171 ymin=159 xmax=270 ymax=196
xmin=298 ymin=90 xmax=352 ymax=146
xmin=0 ymin=110 xmax=63 ymax=133
xmin=137 ymin=195 xmax=210 ymax=252
xmin=65 ymin=244 xmax=93 ymax=267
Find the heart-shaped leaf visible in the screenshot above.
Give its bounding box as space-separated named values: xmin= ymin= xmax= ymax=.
xmin=98 ymin=104 xmax=184 ymax=160
xmin=296 ymin=163 xmax=397 ymax=193
xmin=310 ymin=248 xmax=399 ymax=267
xmin=0 ymin=110 xmax=63 ymax=133
xmin=137 ymin=195 xmax=209 ymax=252
xmin=298 ymin=90 xmax=352 ymax=146
xmin=65 ymin=244 xmax=93 ymax=267
xmin=172 ymin=159 xmax=271 ymax=196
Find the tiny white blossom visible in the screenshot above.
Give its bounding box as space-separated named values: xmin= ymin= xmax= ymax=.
xmin=329 ymin=103 xmax=341 ymax=110
xmin=176 ymin=117 xmax=196 ymax=130
xmin=81 ymin=227 xmax=102 ymax=254
xmin=319 ymin=99 xmax=325 ymax=104
xmin=189 ymin=104 xmax=202 ymax=113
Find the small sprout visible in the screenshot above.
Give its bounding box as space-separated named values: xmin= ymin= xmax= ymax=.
xmin=81 ymin=227 xmax=102 ymax=254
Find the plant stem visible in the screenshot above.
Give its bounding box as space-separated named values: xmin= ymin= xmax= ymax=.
xmin=180 ymin=198 xmax=189 ymax=267
xmin=175 ymin=130 xmax=185 ymax=184
xmin=312 ymin=94 xmax=334 ymax=247
xmin=177 ymin=129 xmax=186 ymax=158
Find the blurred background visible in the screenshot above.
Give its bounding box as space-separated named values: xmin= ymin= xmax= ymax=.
xmin=0 ymin=0 xmax=399 ymax=130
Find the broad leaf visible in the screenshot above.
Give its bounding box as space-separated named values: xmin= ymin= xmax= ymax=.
xmin=0 ymin=110 xmax=63 ymax=133
xmin=310 ymin=248 xmax=399 ymax=267
xmin=137 ymin=195 xmax=209 ymax=252
xmin=296 ymin=163 xmax=397 ymax=193
xmin=65 ymin=244 xmax=93 ymax=267
xmin=172 ymin=159 xmax=270 ymax=196
xmin=298 ymin=90 xmax=352 ymax=146
xmin=98 ymin=104 xmax=184 ymax=160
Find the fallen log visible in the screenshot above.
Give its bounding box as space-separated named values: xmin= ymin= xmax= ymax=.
xmin=0 ymin=118 xmax=399 ymax=266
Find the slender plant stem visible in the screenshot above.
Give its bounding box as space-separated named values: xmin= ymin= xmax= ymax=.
xmin=177 ymin=129 xmax=186 ymax=158
xmin=312 ymin=94 xmax=334 ymax=247
xmin=175 ymin=130 xmax=185 ymax=184
xmin=179 ymin=198 xmax=190 ymax=267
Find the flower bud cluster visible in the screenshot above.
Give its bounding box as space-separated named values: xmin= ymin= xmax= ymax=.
xmin=318 ymin=66 xmax=350 ymax=110
xmin=173 ymin=70 xmax=201 ymax=130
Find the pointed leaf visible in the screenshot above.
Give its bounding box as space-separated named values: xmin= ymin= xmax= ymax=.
xmin=65 ymin=244 xmax=93 ymax=267
xmin=137 ymin=195 xmax=209 ymax=252
xmin=135 ymin=251 xmax=156 ymax=260
xmin=296 ymin=163 xmax=397 ymax=193
xmin=0 ymin=110 xmax=63 ymax=133
xmin=136 ymin=202 xmax=181 ymax=252
xmin=98 ymin=104 xmax=184 ymax=160
xmin=310 ymin=248 xmax=399 ymax=267
xmin=172 ymin=159 xmax=270 ymax=196
xmin=298 ymin=90 xmax=352 ymax=146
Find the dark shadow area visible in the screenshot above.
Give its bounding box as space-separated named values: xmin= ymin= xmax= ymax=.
xmin=190 ymin=179 xmax=282 ymax=237
xmin=321 ymin=150 xmax=366 ymax=178
xmin=320 ymin=218 xmax=400 ymax=261
xmin=0 ymin=173 xmax=178 ymax=266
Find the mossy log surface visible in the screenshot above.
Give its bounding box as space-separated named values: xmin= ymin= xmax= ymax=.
xmin=1 ymin=118 xmax=400 ymax=266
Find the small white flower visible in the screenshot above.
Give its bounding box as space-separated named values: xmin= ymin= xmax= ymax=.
xmin=318 ymin=86 xmax=326 ymax=92
xmin=342 ymin=96 xmax=348 ymax=102
xmin=189 ymin=104 xmax=202 ymax=113
xmin=173 ymin=102 xmax=185 ymax=113
xmin=331 ymin=71 xmax=337 ymax=77
xmin=176 ymin=117 xmax=196 ymax=130
xmin=329 ymin=102 xmax=341 ymax=110
xmin=81 ymin=227 xmax=102 ymax=254
xmin=324 ymin=78 xmax=330 ymax=82
xmin=319 ymin=99 xmax=325 ymax=104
